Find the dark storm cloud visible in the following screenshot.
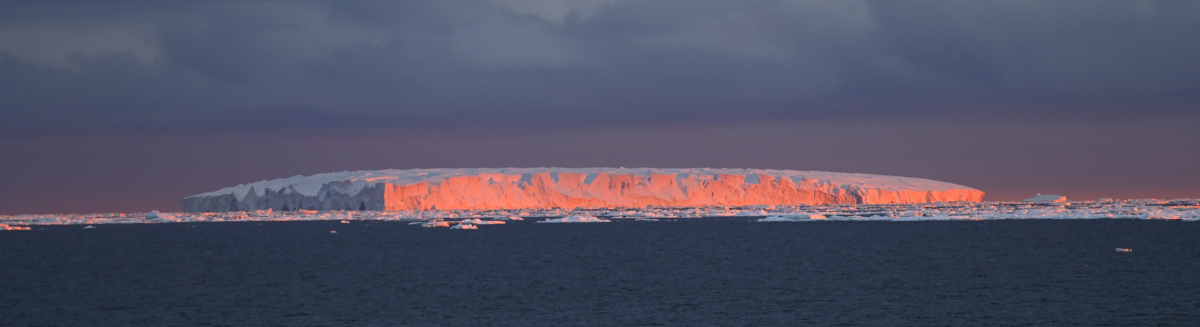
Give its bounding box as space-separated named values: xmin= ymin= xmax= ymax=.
xmin=1 ymin=0 xmax=1198 ymax=135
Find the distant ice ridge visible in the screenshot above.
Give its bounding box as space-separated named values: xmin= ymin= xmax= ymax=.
xmin=1024 ymin=194 xmax=1067 ymax=202
xmin=4 ymin=199 xmax=1198 ymax=227
xmin=180 ymin=167 xmax=984 ymax=212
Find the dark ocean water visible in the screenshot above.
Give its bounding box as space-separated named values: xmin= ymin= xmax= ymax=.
xmin=2 ymin=219 xmax=1199 ymax=326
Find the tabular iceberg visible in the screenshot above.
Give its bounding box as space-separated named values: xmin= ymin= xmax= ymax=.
xmin=180 ymin=168 xmax=984 ymax=212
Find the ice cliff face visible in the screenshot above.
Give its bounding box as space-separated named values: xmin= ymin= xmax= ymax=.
xmin=180 ymin=168 xmax=985 ymax=212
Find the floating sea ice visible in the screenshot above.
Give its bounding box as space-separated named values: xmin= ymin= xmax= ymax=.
xmin=340 ymin=220 xmax=350 ymax=224
xmin=5 ymin=198 xmax=1199 ymax=227
xmin=421 ymin=221 xmax=452 ymax=228
xmin=145 ymin=210 xmax=177 ymax=222
xmin=1115 ymin=248 xmax=1132 ymax=252
xmin=537 ymin=215 xmax=611 ymax=223
xmin=757 ymin=214 xmax=827 ymax=222
xmin=451 ymin=223 xmax=478 ymax=230
xmin=83 ymin=225 xmax=96 ymax=229
xmin=460 ymin=218 xmax=505 ymax=225
xmin=0 ymin=223 xmax=32 ymax=231
xmin=736 ymin=209 xmax=770 ymax=217
xmin=1023 ymin=194 xmax=1067 ymax=202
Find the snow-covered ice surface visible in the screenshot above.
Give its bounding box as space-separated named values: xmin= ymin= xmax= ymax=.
xmin=536 ymin=215 xmax=612 ymax=223
xmin=3 ymin=199 xmax=1198 ymax=228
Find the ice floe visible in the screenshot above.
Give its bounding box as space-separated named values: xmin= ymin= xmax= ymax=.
xmin=0 ymin=223 xmax=31 ymax=231
xmin=1023 ymin=194 xmax=1067 ymax=202
xmin=459 ymin=219 xmax=506 ymax=225
xmin=421 ymin=220 xmax=452 ymax=228
xmin=758 ymin=214 xmax=827 ymax=222
xmin=536 ymin=215 xmax=612 ymax=223
xmin=2 ymin=199 xmax=1198 ymax=229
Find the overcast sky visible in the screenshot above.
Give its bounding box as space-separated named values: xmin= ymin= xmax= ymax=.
xmin=2 ymin=0 xmax=1198 ymax=214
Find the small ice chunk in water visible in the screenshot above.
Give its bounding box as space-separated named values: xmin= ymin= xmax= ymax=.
xmin=1115 ymin=248 xmax=1132 ymax=252
xmin=145 ymin=210 xmax=176 ymax=221
xmin=0 ymin=224 xmax=32 ymax=231
xmin=451 ymin=223 xmax=478 ymax=230
xmin=537 ymin=215 xmax=611 ymax=223
xmin=757 ymin=214 xmax=827 ymax=222
xmin=460 ymin=219 xmax=505 ymax=225
xmin=421 ymin=221 xmax=451 ymax=228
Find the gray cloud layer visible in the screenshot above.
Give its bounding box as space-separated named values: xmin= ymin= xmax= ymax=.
xmin=2 ymin=0 xmax=1198 ymax=135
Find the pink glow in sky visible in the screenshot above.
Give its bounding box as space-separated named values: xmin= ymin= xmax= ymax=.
xmin=2 ymin=118 xmax=1196 ymax=215
xmin=2 ymin=1 xmax=1198 ymax=214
